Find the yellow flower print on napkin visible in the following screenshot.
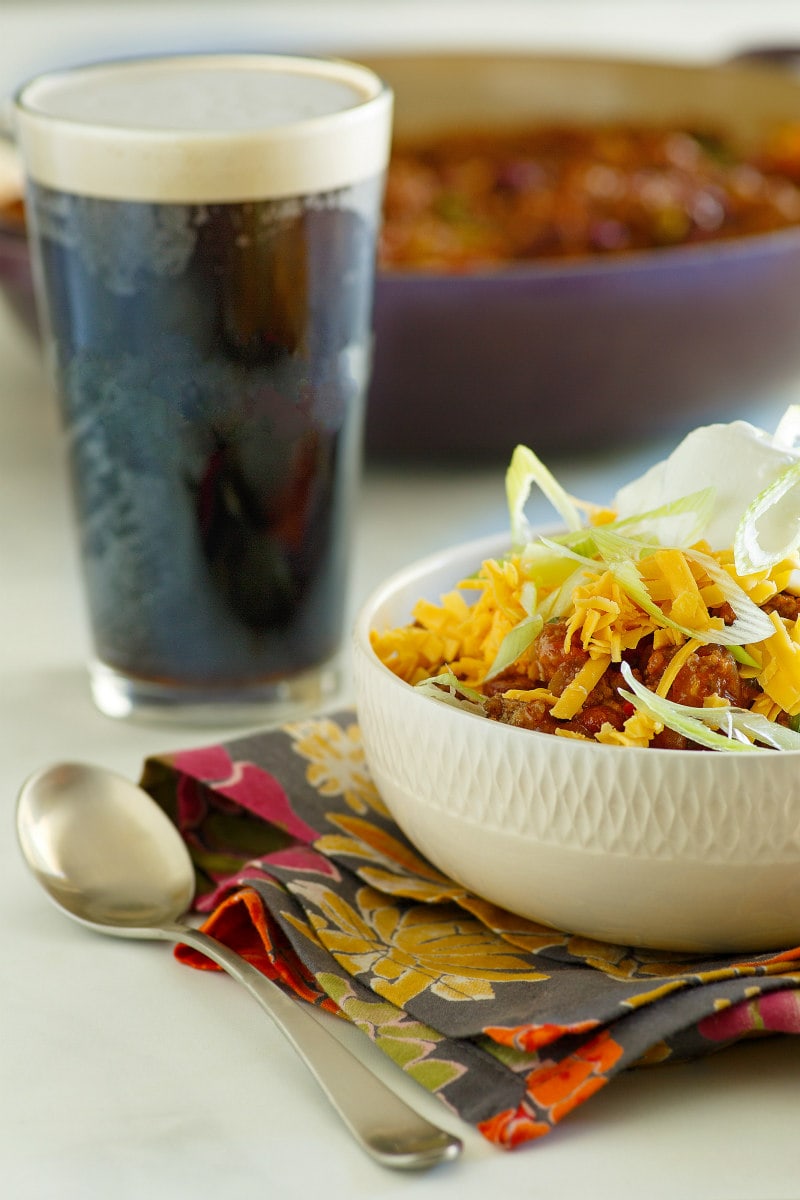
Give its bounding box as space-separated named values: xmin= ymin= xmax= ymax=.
xmin=285 ymin=718 xmax=388 ymax=816
xmin=317 ymin=812 xmax=462 ymax=896
xmin=283 ymin=881 xmax=548 ymax=1007
xmin=318 ymin=973 xmax=467 ymax=1094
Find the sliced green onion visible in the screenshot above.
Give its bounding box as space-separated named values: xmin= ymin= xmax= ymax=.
xmin=590 ymin=526 xmax=654 ymax=563
xmin=619 ymin=662 xmax=800 ymax=751
xmin=616 ymin=683 xmax=754 ymax=751
xmin=484 ymin=613 xmax=544 ymax=680
xmin=519 ymin=580 xmax=538 ymax=616
xmin=545 ymin=529 xmax=701 ymax=643
xmin=681 ymin=548 xmax=774 ymax=647
xmin=727 ymin=711 xmax=800 ymax=749
xmin=506 ymin=444 xmax=583 ymax=551
xmin=608 ymin=486 xmax=716 ymax=548
xmin=774 ymin=404 xmax=800 ymax=450
xmin=734 ymin=459 xmax=800 ymax=575
xmin=608 ymin=554 xmax=706 ymax=642
xmin=414 ymin=669 xmax=485 ymax=714
xmin=551 ymin=489 xmax=715 ymax=557
xmin=730 ymin=644 xmax=761 ymax=669
xmin=537 ymin=564 xmax=594 ymax=621
xmin=521 ymin=538 xmax=592 ymax=588
xmin=538 ymin=534 xmax=607 ymax=569
xmin=541 ymin=529 xmax=773 ymax=649
xmin=580 ymin=531 xmax=772 ymax=647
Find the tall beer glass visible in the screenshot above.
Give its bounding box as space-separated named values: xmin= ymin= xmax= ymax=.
xmin=14 ymin=55 xmax=392 ymax=722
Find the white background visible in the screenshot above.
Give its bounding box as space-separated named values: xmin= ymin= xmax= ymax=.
xmin=2 ymin=4 xmax=800 ymax=1199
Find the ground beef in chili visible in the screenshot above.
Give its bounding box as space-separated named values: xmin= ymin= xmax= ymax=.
xmin=483 ymin=608 xmax=778 ymax=750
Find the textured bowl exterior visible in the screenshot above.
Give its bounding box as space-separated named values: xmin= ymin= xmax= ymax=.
xmin=353 ymin=532 xmax=800 ymax=951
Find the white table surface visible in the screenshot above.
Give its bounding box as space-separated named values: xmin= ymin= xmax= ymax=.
xmin=3 ymin=5 xmax=800 ymax=1199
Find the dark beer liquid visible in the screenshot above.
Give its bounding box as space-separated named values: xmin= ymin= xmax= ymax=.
xmin=28 ymin=181 xmax=381 ymax=687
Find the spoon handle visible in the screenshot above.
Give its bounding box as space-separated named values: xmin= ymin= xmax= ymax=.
xmin=171 ymin=924 xmax=462 ymax=1170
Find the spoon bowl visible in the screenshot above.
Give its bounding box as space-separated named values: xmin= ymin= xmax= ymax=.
xmin=16 ymin=761 xmax=462 ymax=1170
xmin=17 ymin=762 xmax=194 ymax=931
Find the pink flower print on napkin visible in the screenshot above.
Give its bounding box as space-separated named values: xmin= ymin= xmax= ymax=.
xmin=174 ymin=744 xmax=319 ymax=843
xmin=699 ymin=990 xmax=800 ymax=1041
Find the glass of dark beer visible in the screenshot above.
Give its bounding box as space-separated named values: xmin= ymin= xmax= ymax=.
xmin=14 ymin=54 xmax=392 ymax=721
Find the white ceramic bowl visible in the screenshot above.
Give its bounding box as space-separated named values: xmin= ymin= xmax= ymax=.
xmin=352 ymin=531 xmax=800 ymax=953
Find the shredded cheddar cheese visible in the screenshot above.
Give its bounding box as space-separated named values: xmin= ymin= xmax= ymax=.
xmin=550 ymin=654 xmax=611 ymax=719
xmin=655 ymin=639 xmax=702 ymax=698
xmin=564 ymin=570 xmax=651 ymax=660
xmin=756 ymin=611 xmax=800 ymax=716
xmin=595 ymin=709 xmax=663 ymax=747
xmin=371 ymin=530 xmax=800 ymax=749
xmin=504 ymin=688 xmax=558 ymax=703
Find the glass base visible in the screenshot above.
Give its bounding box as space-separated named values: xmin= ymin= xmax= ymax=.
xmin=89 ymin=656 xmax=344 ymax=727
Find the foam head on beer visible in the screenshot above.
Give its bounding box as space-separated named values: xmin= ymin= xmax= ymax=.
xmin=14 ymin=54 xmax=393 ymax=202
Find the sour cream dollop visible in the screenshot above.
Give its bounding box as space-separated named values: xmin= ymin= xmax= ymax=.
xmin=614 ymin=417 xmax=800 ymax=552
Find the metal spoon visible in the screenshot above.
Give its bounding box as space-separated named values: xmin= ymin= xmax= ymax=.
xmin=16 ymin=761 xmax=462 ymax=1170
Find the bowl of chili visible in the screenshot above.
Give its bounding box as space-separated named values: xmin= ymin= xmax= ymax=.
xmin=361 ymin=51 xmax=800 ymax=460
xmin=352 ymin=418 xmax=800 ymax=951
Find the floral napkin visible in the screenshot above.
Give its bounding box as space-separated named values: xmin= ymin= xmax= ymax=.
xmin=140 ymin=711 xmax=800 ymax=1150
